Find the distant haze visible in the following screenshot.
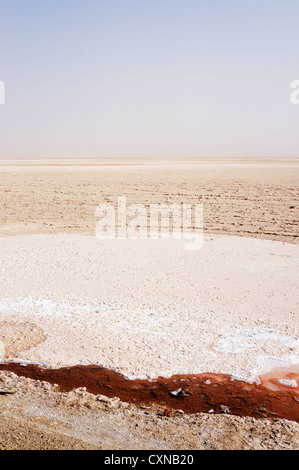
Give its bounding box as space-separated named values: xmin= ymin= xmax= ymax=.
xmin=0 ymin=1 xmax=298 ymax=159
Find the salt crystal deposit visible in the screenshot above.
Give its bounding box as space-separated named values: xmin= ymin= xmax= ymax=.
xmin=0 ymin=232 xmax=298 ymax=382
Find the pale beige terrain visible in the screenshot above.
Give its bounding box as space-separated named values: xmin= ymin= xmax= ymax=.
xmin=1 ymin=371 xmax=299 ymax=451
xmin=0 ymin=158 xmax=298 ymax=243
xmin=0 ymin=157 xmax=298 ymax=450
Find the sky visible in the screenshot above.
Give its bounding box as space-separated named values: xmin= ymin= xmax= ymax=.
xmin=0 ymin=0 xmax=299 ymax=159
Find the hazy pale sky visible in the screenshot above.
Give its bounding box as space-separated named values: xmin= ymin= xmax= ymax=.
xmin=0 ymin=0 xmax=298 ymax=159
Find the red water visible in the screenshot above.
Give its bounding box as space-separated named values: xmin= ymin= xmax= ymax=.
xmin=259 ymin=364 xmax=299 ymax=394
xmin=0 ymin=362 xmax=298 ymax=422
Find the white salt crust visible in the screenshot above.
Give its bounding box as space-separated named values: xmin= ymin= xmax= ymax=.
xmin=0 ymin=233 xmax=298 ymax=381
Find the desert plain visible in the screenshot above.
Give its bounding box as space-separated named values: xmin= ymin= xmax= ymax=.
xmin=0 ymin=157 xmax=298 ymax=450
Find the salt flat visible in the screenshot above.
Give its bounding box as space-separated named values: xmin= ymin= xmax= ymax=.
xmin=0 ymin=159 xmax=298 ymax=450
xmin=1 ymin=158 xmax=298 ymax=244
xmin=0 ymin=232 xmax=298 ymax=382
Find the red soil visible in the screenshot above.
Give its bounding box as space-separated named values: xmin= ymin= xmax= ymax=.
xmin=1 ymin=362 xmax=299 ymax=422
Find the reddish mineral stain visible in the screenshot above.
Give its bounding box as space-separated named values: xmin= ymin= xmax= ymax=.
xmin=0 ymin=362 xmax=298 ymax=422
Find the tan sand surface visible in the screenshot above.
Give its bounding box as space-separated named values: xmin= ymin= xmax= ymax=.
xmin=0 ymin=158 xmax=298 ymax=243
xmin=1 ymin=371 xmax=299 ymax=450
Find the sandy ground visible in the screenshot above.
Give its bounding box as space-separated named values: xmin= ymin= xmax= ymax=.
xmin=0 ymin=158 xmax=298 ymax=243
xmin=1 ymin=371 xmax=299 ymax=451
xmin=0 ymin=158 xmax=298 ymax=450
